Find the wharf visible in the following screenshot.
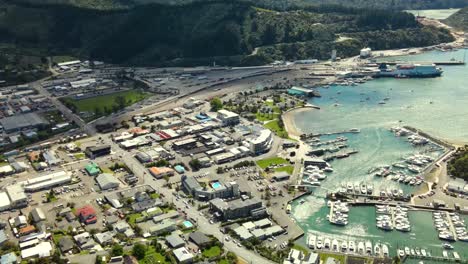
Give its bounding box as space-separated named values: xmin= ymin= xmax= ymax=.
xmin=446 ymin=211 xmax=458 ymax=241
xmin=300 ymin=128 xmax=360 ymax=140
xmin=405 ymin=254 xmax=466 ymax=263
xmin=329 ymin=202 xmax=334 ymax=222
xmin=381 ymin=61 xmax=465 ymax=66
xmin=323 ymin=150 xmax=359 ymax=161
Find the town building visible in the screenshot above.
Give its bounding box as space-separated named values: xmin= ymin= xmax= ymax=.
xmin=85 ymin=145 xmax=111 ymax=159
xmin=217 ymin=110 xmax=240 ymax=126
xmin=149 ymin=167 xmax=175 ymax=179
xmin=172 ymin=247 xmax=194 ymax=264
xmin=96 ymin=173 xmax=120 ymax=190
xmin=248 ymin=129 xmax=273 ymax=155
xmin=76 ymin=205 xmax=97 ymax=225
xmin=0 ymin=113 xmax=49 ymax=133
xmin=209 ymin=198 xmax=266 ymax=220
xmin=182 ymin=176 xmax=240 ymax=201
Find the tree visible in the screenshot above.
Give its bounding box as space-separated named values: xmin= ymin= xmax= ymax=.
xmin=112 ymin=244 xmax=124 ymax=256
xmin=114 ymin=95 xmax=126 ymax=110
xmin=189 ymin=159 xmax=201 ymax=170
xmin=210 ymin=97 xmax=223 ymax=111
xmin=132 ymin=243 xmax=147 ymax=260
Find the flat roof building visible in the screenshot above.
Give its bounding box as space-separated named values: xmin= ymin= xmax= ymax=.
xmin=210 ymin=198 xmax=266 ymax=220
xmin=85 ymin=145 xmax=111 ymax=159
xmin=217 ymin=110 xmax=240 ymax=126
xmin=0 ymin=113 xmax=48 ymax=133
xmin=96 ymin=173 xmax=120 ymax=190
xmin=173 ymin=247 xmax=194 ymax=264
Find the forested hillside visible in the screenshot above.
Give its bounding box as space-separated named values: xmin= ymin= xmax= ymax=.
xmin=0 ymin=0 xmax=454 ymax=66
xmin=444 ymin=7 xmax=468 ymax=31
xmin=15 ymin=0 xmax=468 ymax=10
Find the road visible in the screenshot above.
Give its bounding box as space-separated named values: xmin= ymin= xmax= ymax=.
xmin=100 ymin=135 xmax=276 ymax=264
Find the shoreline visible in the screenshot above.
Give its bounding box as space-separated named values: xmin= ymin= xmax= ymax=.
xmin=282 ymin=105 xmax=318 ymax=140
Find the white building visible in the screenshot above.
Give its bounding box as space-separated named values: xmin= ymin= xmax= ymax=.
xmin=360 ymin=47 xmax=372 ymax=58
xmin=173 ymin=247 xmax=194 ymax=263
xmin=70 ymin=78 xmax=96 ymax=89
xmin=249 ymin=129 xmax=273 ymax=155
xmin=0 ymin=192 xmax=11 ymax=211
xmin=6 ymin=185 xmax=27 ymax=207
xmin=217 ymin=110 xmax=240 ymax=126
xmin=21 ymin=241 xmax=53 ymax=259
xmin=20 ymin=171 xmax=72 ymax=192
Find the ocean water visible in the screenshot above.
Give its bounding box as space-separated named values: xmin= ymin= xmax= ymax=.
xmin=291 ymin=49 xmax=468 ymax=258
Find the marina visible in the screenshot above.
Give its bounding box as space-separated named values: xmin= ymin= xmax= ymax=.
xmin=292 ymin=49 xmax=468 ymax=259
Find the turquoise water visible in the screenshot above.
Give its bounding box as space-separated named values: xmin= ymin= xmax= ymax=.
xmin=211 ymin=181 xmax=222 ymax=189
xmin=183 ymin=220 xmax=194 ymax=228
xmin=292 ymin=49 xmax=468 ymax=258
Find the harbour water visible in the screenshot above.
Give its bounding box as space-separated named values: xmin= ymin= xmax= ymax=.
xmin=291 ymin=49 xmax=468 ymax=258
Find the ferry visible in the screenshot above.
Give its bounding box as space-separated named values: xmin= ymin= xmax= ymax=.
xmin=377 ymin=63 xmax=443 ymax=78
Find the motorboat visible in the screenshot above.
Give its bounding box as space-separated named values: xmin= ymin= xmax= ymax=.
xmin=398 ymin=249 xmax=405 ymax=258
xmin=341 ymin=241 xmax=348 ymax=252
xmin=374 ymin=243 xmax=381 ymax=257
xmin=324 ymin=238 xmax=331 ymax=249
xmin=307 ymin=234 xmax=316 ymax=249
xmin=358 ymin=242 xmax=365 ymax=255
xmin=332 ymin=239 xmax=339 ymax=251
xmin=382 ymin=244 xmax=389 ymax=257
xmin=349 ymin=241 xmax=355 ymax=252
xmin=365 ymin=241 xmax=372 ymax=255
xmin=316 ymin=237 xmax=323 ymax=249
xmin=404 ymin=247 xmax=410 ymax=255
xmin=421 ymin=249 xmax=427 ymax=257
xmin=443 ymin=243 xmax=454 ymax=250
xmin=410 ymin=248 xmax=415 ymax=256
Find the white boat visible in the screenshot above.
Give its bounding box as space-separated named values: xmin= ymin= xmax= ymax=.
xmin=316 ymin=237 xmax=323 ymax=249
xmin=349 ymin=241 xmax=355 ymax=252
xmin=398 ymin=249 xmax=405 ymax=257
xmin=365 ymin=241 xmax=372 ymax=255
xmin=421 ymin=249 xmax=427 ymax=257
xmin=358 ymin=242 xmax=365 ymax=255
xmin=404 ymin=247 xmax=410 ymax=255
xmin=442 ymin=243 xmax=454 ymax=250
xmin=374 ymin=243 xmax=381 ymax=257
xmin=382 ymin=244 xmax=389 ymax=257
xmin=341 ymin=241 xmax=348 ymax=252
xmin=307 ymin=234 xmax=316 ymax=249
xmin=324 ymin=238 xmax=331 ymax=249
xmin=410 ymin=248 xmax=415 ymax=256
xmin=332 ymin=239 xmax=339 ymax=251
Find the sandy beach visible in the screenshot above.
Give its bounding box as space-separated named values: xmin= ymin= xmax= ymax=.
xmin=282 ymin=107 xmax=315 ymax=140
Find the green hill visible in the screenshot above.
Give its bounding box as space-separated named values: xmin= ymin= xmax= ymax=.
xmin=444 ymin=7 xmax=468 ymax=31
xmin=0 ymin=0 xmax=455 ymax=67
xmin=15 ymin=0 xmax=468 ymax=10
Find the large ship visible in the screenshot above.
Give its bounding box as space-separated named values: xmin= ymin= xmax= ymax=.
xmin=377 ymin=63 xmax=443 ymax=78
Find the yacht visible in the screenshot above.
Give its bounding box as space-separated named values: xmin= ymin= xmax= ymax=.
xmin=398 ymin=249 xmax=405 ymax=258
xmin=316 ymin=237 xmax=323 ymax=249
xmin=404 ymin=247 xmax=410 ymax=255
xmin=365 ymin=241 xmax=372 ymax=255
xmin=374 ymin=243 xmax=381 ymax=257
xmin=357 ymin=242 xmax=365 ymax=255
xmin=415 ymin=248 xmax=421 ymax=256
xmin=349 ymin=241 xmax=355 ymax=253
xmin=307 ymin=234 xmax=316 ymax=249
xmin=332 ymin=239 xmax=339 ymax=251
xmin=442 ymin=243 xmax=454 ymax=250
xmin=421 ymin=249 xmax=427 ymax=257
xmin=341 ymin=241 xmax=348 ymax=252
xmin=324 ymin=238 xmax=331 ymax=249
xmin=410 ymin=248 xmax=416 ymax=256
xmin=360 ymin=183 xmax=367 ymax=194
xmin=382 ymin=244 xmax=389 ymax=257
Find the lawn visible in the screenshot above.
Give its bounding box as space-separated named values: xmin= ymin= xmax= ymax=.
xmin=127 ymin=213 xmax=143 ymax=226
xmin=62 ymin=90 xmax=151 ymax=113
xmin=264 ymin=120 xmax=289 ymax=138
xmin=256 ymin=157 xmax=288 ymax=169
xmin=274 ymin=165 xmax=294 ymax=175
xmin=52 ymin=55 xmax=78 ymax=64
xmin=140 ymin=246 xmax=168 ymax=264
xmin=74 ymin=153 xmax=85 ymax=160
xmin=255 ymin=112 xmax=279 ymax=122
xmin=203 ymin=246 xmax=222 ymax=258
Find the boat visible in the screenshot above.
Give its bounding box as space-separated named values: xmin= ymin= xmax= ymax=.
xmin=410 ymin=248 xmax=415 ymax=256
xmin=398 ymin=249 xmax=405 ymax=257
xmin=415 ymin=248 xmax=421 ymax=256
xmin=307 ymin=234 xmax=316 ymax=249
xmin=358 ymin=242 xmax=365 ymax=255
xmin=316 ymin=237 xmax=323 ymax=249
xmin=341 ymin=241 xmax=348 ymax=252
xmin=421 ymin=249 xmax=427 ymax=257
xmin=365 ymin=241 xmax=372 ymax=255
xmin=377 ymin=63 xmax=443 ymax=78
xmin=349 ymin=241 xmax=355 ymax=252
xmin=332 ymin=239 xmax=339 ymax=251
xmin=324 ymin=238 xmax=331 ymax=249
xmin=360 ymin=184 xmax=367 ymax=194
xmin=374 ymin=243 xmax=381 ymax=257
xmin=443 ymin=243 xmax=454 ymax=250
xmin=404 ymin=247 xmax=410 ymax=255
xmin=382 ymin=244 xmax=389 ymax=257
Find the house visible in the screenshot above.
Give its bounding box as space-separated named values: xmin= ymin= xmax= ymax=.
xmin=21 ymin=242 xmax=52 ymax=259
xmin=73 ymin=232 xmax=96 ymax=250
xmin=19 ymin=225 xmax=36 ymax=236
xmin=76 ymin=205 xmax=97 ymax=224
xmin=58 ymin=237 xmax=75 ymax=253
xmin=149 ymin=167 xmax=174 ymax=179
xmin=166 ymin=233 xmax=185 ymax=248
xmin=148 ymin=219 xmax=176 ymax=235
xmin=188 ymin=231 xmax=211 ymax=248
xmin=114 ymin=221 xmax=131 ymax=233
xmin=173 ymin=247 xmax=194 ymax=264
xmin=94 ymin=231 xmax=114 ymax=245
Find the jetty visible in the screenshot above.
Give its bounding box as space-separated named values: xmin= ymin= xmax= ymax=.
xmin=381 ymin=61 xmax=465 ymax=66
xmin=300 ymin=128 xmax=360 ymax=140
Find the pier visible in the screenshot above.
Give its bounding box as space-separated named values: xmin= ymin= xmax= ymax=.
xmin=381 ymin=61 xmax=465 ymax=66
xmin=405 ymin=254 xmax=466 ymax=263
xmin=300 ymin=128 xmax=360 ymax=140
xmin=446 ymin=211 xmax=458 ymax=241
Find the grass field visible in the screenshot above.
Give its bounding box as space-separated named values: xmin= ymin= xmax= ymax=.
xmin=319 ymin=252 xmax=347 ymax=264
xmin=256 ymin=157 xmax=288 ymax=169
xmin=264 ymin=120 xmax=288 ymax=138
xmin=63 ymin=90 xmax=151 ymax=113
xmin=202 ymin=246 xmax=222 ymax=258
xmin=139 ymin=246 xmax=168 ymax=264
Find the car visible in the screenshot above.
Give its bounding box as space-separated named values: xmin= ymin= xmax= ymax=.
xmin=209 ymin=219 xmax=214 ymax=224
xmin=225 ymin=236 xmax=230 ymax=242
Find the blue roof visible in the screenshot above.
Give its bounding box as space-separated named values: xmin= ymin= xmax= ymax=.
xmin=174 ymin=165 xmax=185 ymax=173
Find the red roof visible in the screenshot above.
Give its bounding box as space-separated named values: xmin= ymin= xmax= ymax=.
xmin=76 ymin=205 xmax=96 ymax=218
xmin=84 ymin=215 xmax=97 ymax=224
